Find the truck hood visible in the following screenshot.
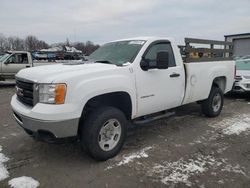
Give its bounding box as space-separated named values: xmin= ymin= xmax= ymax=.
xmin=16 ymin=62 xmax=122 ymax=83
xmin=236 ymin=70 xmax=250 ymax=77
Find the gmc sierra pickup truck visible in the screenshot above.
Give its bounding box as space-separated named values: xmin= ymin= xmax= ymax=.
xmin=11 ymin=37 xmax=235 ymax=160
xmin=0 ymin=51 xmax=55 ymax=81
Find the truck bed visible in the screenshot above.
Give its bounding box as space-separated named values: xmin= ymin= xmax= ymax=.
xmin=182 ymin=60 xmax=235 ymax=105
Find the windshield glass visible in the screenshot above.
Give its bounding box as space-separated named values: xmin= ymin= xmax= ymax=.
xmin=88 ymin=40 xmax=145 ymax=65
xmin=236 ymin=58 xmax=250 ymax=70
xmin=0 ymin=53 xmax=11 ymax=62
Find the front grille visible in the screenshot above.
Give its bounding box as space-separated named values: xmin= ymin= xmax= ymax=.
xmin=16 ymin=79 xmax=34 ymax=106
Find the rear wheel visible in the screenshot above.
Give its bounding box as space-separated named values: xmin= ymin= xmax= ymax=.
xmin=80 ymin=106 xmax=127 ymax=161
xmin=201 ymin=87 xmax=224 ymax=117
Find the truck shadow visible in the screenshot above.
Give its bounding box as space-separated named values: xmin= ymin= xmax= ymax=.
xmin=225 ymin=93 xmax=250 ymax=102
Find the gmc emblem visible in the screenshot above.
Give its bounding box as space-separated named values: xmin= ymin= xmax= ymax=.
xmin=16 ymin=86 xmax=24 ymax=97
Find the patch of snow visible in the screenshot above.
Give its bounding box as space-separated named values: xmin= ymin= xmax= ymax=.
xmin=10 ymin=133 xmax=18 ymax=137
xmin=222 ymin=116 xmax=250 ymax=135
xmin=0 ymin=145 xmax=9 ymax=181
xmin=218 ymin=180 xmax=224 ymax=184
xmin=209 ymin=114 xmax=250 ymax=132
xmin=9 ymin=176 xmax=40 ymax=188
xmin=106 ymin=146 xmax=153 ymax=170
xmin=117 ymin=146 xmax=152 ymax=166
xmin=217 ymin=146 xmax=229 ymax=154
xmin=149 ymin=154 xmax=219 ymax=186
xmin=222 ymin=164 xmax=247 ymax=176
xmin=188 ymin=130 xmax=217 ymax=146
xmin=148 ymin=154 xmax=248 ymax=186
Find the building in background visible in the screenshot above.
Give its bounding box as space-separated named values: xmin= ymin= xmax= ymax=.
xmin=225 ymin=33 xmax=250 ymax=57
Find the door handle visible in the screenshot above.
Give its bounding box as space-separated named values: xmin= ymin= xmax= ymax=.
xmin=170 ymin=73 xmax=180 ymax=78
xmin=26 ymin=65 xmax=30 ymax=68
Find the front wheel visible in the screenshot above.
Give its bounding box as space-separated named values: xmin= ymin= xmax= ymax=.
xmin=201 ymin=87 xmax=224 ymax=117
xmin=80 ymin=106 xmax=127 ymax=161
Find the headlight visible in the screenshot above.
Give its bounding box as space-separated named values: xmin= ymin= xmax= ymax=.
xmin=38 ymin=84 xmax=67 ymax=104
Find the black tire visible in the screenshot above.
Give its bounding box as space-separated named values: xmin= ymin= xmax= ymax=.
xmin=80 ymin=106 xmax=127 ymax=161
xmin=201 ymin=87 xmax=224 ymax=117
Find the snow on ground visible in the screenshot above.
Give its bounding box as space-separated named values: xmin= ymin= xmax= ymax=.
xmin=8 ymin=176 xmax=40 ymax=188
xmin=117 ymin=146 xmax=153 ymax=166
xmin=213 ymin=114 xmax=250 ymax=135
xmin=1 ymin=145 xmax=40 ymax=187
xmin=0 ymin=145 xmax=9 ymax=181
xmin=209 ymin=114 xmax=250 ymax=135
xmin=147 ymin=154 xmax=248 ymax=186
xmin=223 ymin=121 xmax=250 ymax=135
xmin=106 ymin=146 xmax=153 ymax=170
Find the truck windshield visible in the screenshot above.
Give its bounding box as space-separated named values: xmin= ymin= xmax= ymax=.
xmin=236 ymin=59 xmax=250 ymax=70
xmin=0 ymin=53 xmax=11 ymax=62
xmin=88 ymin=40 xmax=145 ymax=65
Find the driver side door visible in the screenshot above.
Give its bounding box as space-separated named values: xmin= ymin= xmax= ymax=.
xmin=135 ymin=41 xmax=185 ymax=117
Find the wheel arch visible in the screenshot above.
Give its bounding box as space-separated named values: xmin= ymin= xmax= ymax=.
xmin=212 ymin=76 xmax=227 ymax=93
xmin=80 ymin=91 xmax=133 ymax=121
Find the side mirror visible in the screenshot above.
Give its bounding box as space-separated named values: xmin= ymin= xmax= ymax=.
xmin=4 ymin=61 xmax=9 ymax=65
xmin=156 ymin=51 xmax=169 ymax=69
xmin=140 ymin=57 xmax=149 ymax=71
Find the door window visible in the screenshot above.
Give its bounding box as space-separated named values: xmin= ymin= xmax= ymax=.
xmin=6 ymin=54 xmax=28 ymax=64
xmin=144 ymin=43 xmax=176 ymax=67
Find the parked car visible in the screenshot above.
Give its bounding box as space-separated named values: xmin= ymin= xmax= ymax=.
xmin=233 ymin=56 xmax=250 ymax=92
xmin=11 ymin=37 xmax=235 ymax=161
xmin=0 ymin=51 xmax=56 ymax=81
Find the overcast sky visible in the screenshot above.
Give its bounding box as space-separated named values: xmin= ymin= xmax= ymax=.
xmin=1 ymin=0 xmax=250 ymax=44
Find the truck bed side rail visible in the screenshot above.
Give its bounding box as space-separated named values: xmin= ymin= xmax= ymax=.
xmin=180 ymin=38 xmax=234 ymax=63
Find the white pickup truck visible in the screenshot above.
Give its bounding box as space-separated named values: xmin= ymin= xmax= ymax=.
xmin=11 ymin=37 xmax=235 ymax=160
xmin=0 ymin=51 xmax=54 ymax=81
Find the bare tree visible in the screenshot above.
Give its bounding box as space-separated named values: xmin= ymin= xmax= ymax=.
xmin=25 ymin=35 xmax=38 ymax=51
xmin=0 ymin=33 xmax=98 ymax=54
xmin=0 ymin=34 xmax=7 ymax=52
xmin=24 ymin=35 xmax=49 ymax=51
xmin=84 ymin=41 xmax=99 ymax=55
xmin=13 ymin=37 xmax=25 ymax=50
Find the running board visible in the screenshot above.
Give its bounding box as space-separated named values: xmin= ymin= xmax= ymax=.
xmin=133 ymin=111 xmax=175 ymax=125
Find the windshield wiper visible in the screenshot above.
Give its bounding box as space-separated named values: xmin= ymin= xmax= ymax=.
xmin=95 ymin=60 xmax=114 ymax=65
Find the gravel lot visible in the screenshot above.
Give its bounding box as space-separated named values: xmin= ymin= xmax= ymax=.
xmin=0 ymin=85 xmax=250 ymax=188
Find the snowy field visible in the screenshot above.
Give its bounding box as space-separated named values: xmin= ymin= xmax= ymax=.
xmin=0 ymin=87 xmax=250 ymax=188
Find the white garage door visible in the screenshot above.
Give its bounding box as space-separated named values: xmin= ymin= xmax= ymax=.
xmin=233 ymin=38 xmax=250 ymax=56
